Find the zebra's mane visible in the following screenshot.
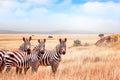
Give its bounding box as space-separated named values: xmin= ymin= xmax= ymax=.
xmin=33 ymin=45 xmax=39 ymax=51
xmin=19 ymin=43 xmax=25 ymax=51
xmin=32 ymin=46 xmax=41 ymax=56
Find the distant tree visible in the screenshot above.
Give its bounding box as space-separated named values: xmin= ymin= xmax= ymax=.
xmin=48 ymin=36 xmax=53 ymax=38
xmin=98 ymin=34 xmax=104 ymax=38
xmin=73 ymin=40 xmax=81 ymax=46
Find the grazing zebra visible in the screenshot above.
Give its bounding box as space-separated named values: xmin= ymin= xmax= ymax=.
xmin=36 ymin=38 xmax=67 ymax=74
xmin=0 ymin=36 xmax=32 ymax=73
xmin=4 ymin=39 xmax=46 ymax=74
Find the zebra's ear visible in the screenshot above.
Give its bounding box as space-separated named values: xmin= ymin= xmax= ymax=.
xmin=23 ymin=37 xmax=25 ymax=42
xmin=65 ymin=38 xmax=67 ymax=42
xmin=29 ymin=36 xmax=32 ymax=41
xmin=38 ymin=39 xmax=40 ymax=43
xmin=59 ymin=38 xmax=62 ymax=42
xmin=44 ymin=39 xmax=46 ymax=42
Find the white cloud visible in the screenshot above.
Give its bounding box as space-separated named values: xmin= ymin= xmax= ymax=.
xmin=72 ymin=1 xmax=120 ymax=19
xmin=0 ymin=0 xmax=23 ymax=9
xmin=0 ymin=0 xmax=120 ymax=33
xmin=83 ymin=2 xmax=120 ymax=15
xmin=0 ymin=0 xmax=24 ymax=13
xmin=30 ymin=7 xmax=49 ymax=13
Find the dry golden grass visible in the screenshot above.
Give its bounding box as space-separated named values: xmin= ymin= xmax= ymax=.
xmin=0 ymin=34 xmax=120 ymax=80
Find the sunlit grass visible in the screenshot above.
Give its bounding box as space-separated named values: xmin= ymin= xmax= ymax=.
xmin=0 ymin=34 xmax=120 ymax=80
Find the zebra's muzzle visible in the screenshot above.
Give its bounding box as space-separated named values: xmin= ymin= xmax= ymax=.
xmin=40 ymin=51 xmax=44 ymax=54
xmin=62 ymin=52 xmax=66 ymax=55
xmin=27 ymin=49 xmax=31 ymax=55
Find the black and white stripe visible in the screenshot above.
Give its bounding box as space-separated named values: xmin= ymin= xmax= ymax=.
xmin=4 ymin=39 xmax=46 ymax=74
xmin=4 ymin=49 xmax=37 ymax=74
xmin=38 ymin=38 xmax=67 ymax=74
xmin=0 ymin=36 xmax=32 ymax=73
xmin=0 ymin=49 xmax=7 ymax=72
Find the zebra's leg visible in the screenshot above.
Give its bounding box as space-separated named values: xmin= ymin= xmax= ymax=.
xmin=34 ymin=61 xmax=40 ymax=72
xmin=16 ymin=67 xmax=22 ymax=74
xmin=31 ymin=61 xmax=39 ymax=73
xmin=0 ymin=63 xmax=5 ymax=73
xmin=16 ymin=67 xmax=19 ymax=74
xmin=32 ymin=67 xmax=38 ymax=73
xmin=24 ymin=67 xmax=29 ymax=74
xmin=51 ymin=61 xmax=58 ymax=74
xmin=5 ymin=66 xmax=12 ymax=73
xmin=51 ymin=61 xmax=59 ymax=79
xmin=19 ymin=68 xmax=22 ymax=74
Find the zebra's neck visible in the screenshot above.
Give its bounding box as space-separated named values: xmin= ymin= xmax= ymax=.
xmin=19 ymin=47 xmax=26 ymax=52
xmin=56 ymin=44 xmax=60 ymax=53
xmin=56 ymin=51 xmax=61 ymax=59
xmin=31 ymin=49 xmax=42 ymax=61
xmin=19 ymin=44 xmax=24 ymax=51
xmin=55 ymin=44 xmax=62 ymax=59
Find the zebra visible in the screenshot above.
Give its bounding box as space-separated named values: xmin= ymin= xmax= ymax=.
xmin=19 ymin=36 xmax=32 ymax=53
xmin=16 ymin=38 xmax=46 ymax=74
xmin=0 ymin=36 xmax=32 ymax=73
xmin=35 ymin=38 xmax=67 ymax=75
xmin=4 ymin=39 xmax=46 ymax=74
xmin=33 ymin=39 xmax=46 ymax=56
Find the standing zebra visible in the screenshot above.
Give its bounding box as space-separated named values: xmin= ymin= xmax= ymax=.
xmin=0 ymin=36 xmax=32 ymax=73
xmin=4 ymin=39 xmax=46 ymax=74
xmin=36 ymin=38 xmax=67 ymax=74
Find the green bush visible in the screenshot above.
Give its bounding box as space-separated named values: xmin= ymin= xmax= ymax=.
xmin=98 ymin=34 xmax=104 ymax=38
xmin=74 ymin=40 xmax=81 ymax=46
xmin=48 ymin=36 xmax=53 ymax=38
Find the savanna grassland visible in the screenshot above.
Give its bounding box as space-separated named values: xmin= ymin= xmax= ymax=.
xmin=0 ymin=34 xmax=120 ymax=80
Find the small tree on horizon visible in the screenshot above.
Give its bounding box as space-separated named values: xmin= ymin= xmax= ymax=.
xmin=98 ymin=34 xmax=104 ymax=38
xmin=73 ymin=40 xmax=81 ymax=46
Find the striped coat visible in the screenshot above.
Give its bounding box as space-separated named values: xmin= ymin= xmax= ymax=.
xmin=36 ymin=38 xmax=67 ymax=74
xmin=0 ymin=36 xmax=32 ymax=73
xmin=4 ymin=49 xmax=39 ymax=74
xmin=4 ymin=39 xmax=46 ymax=74
xmin=0 ymin=49 xmax=7 ymax=72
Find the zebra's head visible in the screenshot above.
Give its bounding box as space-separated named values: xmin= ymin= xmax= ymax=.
xmin=19 ymin=36 xmax=32 ymax=52
xmin=36 ymin=39 xmax=46 ymax=54
xmin=56 ymin=38 xmax=67 ymax=55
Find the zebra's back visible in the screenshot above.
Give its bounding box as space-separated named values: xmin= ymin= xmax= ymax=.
xmin=4 ymin=50 xmax=29 ymax=68
xmin=4 ymin=50 xmax=39 ymax=68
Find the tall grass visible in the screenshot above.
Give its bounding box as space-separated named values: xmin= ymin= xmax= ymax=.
xmin=0 ymin=34 xmax=120 ymax=80
xmin=0 ymin=46 xmax=120 ymax=80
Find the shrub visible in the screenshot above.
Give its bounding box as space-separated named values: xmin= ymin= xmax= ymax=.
xmin=98 ymin=34 xmax=104 ymax=38
xmin=48 ymin=36 xmax=53 ymax=38
xmin=73 ymin=40 xmax=81 ymax=46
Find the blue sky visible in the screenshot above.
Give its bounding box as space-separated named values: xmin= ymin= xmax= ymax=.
xmin=0 ymin=0 xmax=120 ymax=33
